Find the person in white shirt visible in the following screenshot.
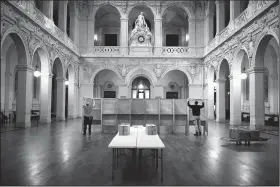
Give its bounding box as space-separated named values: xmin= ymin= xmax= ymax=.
xmin=83 ymin=101 xmax=95 ymax=135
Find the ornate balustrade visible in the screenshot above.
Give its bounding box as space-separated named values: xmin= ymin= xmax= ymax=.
xmin=8 ymin=1 xmax=79 ymax=54
xmin=205 ymin=0 xmax=276 ymax=56
xmin=162 ymin=47 xmax=189 ymax=56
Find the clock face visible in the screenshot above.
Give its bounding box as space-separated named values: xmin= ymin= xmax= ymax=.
xmin=138 ymin=36 xmax=145 ymax=43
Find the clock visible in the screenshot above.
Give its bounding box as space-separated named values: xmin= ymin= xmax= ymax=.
xmin=138 ymin=35 xmax=145 ymax=43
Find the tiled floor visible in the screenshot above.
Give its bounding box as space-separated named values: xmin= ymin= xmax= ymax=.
xmin=0 ymin=119 xmax=279 ymax=186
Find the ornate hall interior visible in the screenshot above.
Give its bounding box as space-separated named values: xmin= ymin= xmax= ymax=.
xmin=1 ymin=0 xmax=279 ymax=186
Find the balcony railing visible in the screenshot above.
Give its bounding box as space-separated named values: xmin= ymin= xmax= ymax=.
xmin=8 ymin=1 xmax=78 ymax=55
xmin=80 ymin=46 xmax=204 ymax=57
xmin=205 ymin=0 xmax=276 ymax=56
xmin=162 ymin=47 xmax=189 ymax=56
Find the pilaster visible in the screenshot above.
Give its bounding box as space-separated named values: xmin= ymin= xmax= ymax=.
xmin=216 ymin=78 xmax=226 ymax=122
xmin=120 ymin=17 xmax=129 ymax=55
xmin=15 ymin=65 xmax=33 ymax=127
xmin=56 ymin=77 xmax=66 ymax=121
xmin=249 ymin=67 xmax=266 ymax=130
xmin=216 ymin=0 xmax=225 ymax=34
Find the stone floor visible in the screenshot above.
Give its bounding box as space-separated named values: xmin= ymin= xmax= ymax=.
xmin=0 ymin=119 xmax=279 ymax=186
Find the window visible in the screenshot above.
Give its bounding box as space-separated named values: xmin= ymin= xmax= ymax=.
xmin=105 ymin=34 xmax=118 ymax=46
xmin=104 ymin=91 xmax=116 ymax=98
xmin=166 ymin=92 xmax=178 ymax=99
xmin=131 ymin=77 xmax=151 ymax=99
xmin=166 ymin=34 xmax=179 ymax=46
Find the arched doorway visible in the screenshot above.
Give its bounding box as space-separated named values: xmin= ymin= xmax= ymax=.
xmin=162 ymin=5 xmax=189 ymax=46
xmin=65 ymin=65 xmax=75 ymax=119
xmin=217 ymin=59 xmax=230 ymax=122
xmin=93 ymin=69 xmax=123 ymax=98
xmin=131 ymin=76 xmax=151 ymax=99
xmin=1 ymin=33 xmax=30 ymax=127
xmin=231 ymin=49 xmax=250 ymax=125
xmin=94 ymin=5 xmax=121 ymax=46
xmin=51 ymin=58 xmax=65 ymax=121
xmin=252 ymin=34 xmax=279 ymax=129
xmin=32 ymin=48 xmax=51 ymax=124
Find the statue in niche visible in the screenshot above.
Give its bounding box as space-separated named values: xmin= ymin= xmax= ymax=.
xmin=129 ymin=12 xmax=154 ymax=46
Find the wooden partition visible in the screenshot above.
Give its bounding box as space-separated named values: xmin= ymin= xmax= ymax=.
xmin=117 ymin=99 xmax=131 ymax=125
xmin=145 ymin=99 xmax=160 ymax=132
xmin=159 ymin=99 xmax=173 ymax=134
xmin=94 ymin=98 xmax=191 ymax=134
xmin=131 ymin=99 xmax=145 ymax=126
xmin=174 ymin=99 xmax=188 ymax=134
xmin=102 ymin=99 xmax=117 ymax=133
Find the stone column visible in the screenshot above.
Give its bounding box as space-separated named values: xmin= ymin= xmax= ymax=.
xmin=43 ymin=0 xmax=53 ymax=20
xmin=188 ymin=18 xmax=196 ymax=49
xmin=230 ymin=1 xmax=241 ymax=21
xmin=249 ymin=67 xmax=265 ymax=130
xmin=216 ymin=0 xmax=225 ymax=34
xmin=229 ymin=75 xmax=241 ymax=126
xmin=205 ymin=12 xmax=214 ymax=45
xmin=48 ymin=74 xmax=53 ymax=122
xmin=67 ymin=80 xmax=75 ymax=119
xmin=87 ymin=17 xmax=95 ymax=53
xmin=39 ymin=72 xmax=51 ymax=124
xmin=70 ymin=11 xmax=79 ymax=43
xmin=270 ymin=74 xmax=278 ymax=114
xmin=4 ymin=71 xmax=10 ymax=113
xmin=56 ymin=78 xmax=66 ymax=121
xmin=58 ymin=1 xmax=67 ymax=33
xmin=154 ymin=16 xmax=163 ymax=55
xmin=16 ymin=65 xmax=33 ymax=127
xmin=120 ymin=17 xmax=128 ymax=55
xmin=216 ymin=78 xmax=226 ymax=122
xmin=207 ymin=81 xmax=215 ymax=120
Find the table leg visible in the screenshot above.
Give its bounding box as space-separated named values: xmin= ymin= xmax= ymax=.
xmin=161 ymin=149 xmax=163 ymax=181
xmin=112 ymin=149 xmax=115 ymax=180
xmin=156 ymin=149 xmax=158 ymax=171
xmin=116 ymin=149 xmax=119 ymax=168
xmin=139 ymin=149 xmax=142 ymax=171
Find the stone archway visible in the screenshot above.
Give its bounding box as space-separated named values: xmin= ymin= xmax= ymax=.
xmin=216 ymin=59 xmax=230 ymax=122
xmin=250 ymin=34 xmax=279 ymax=129
xmin=1 ymin=32 xmax=31 ymax=127
xmin=51 ymin=57 xmax=65 ymax=121
xmin=65 ymin=64 xmax=75 ymax=119
xmin=32 ymin=47 xmax=51 ymax=124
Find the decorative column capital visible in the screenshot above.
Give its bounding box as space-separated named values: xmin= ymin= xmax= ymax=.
xmin=120 ymin=17 xmax=129 ymax=21
xmin=16 ymin=64 xmax=33 ymax=72
xmin=228 ymin=75 xmax=233 ymax=80
xmin=216 ymin=78 xmax=226 ymax=83
xmin=248 ymin=67 xmax=266 ymax=74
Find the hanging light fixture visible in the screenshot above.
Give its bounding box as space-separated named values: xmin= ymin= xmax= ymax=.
xmin=213 ymin=80 xmax=217 ymax=88
xmin=34 ymin=65 xmax=41 ymax=77
xmin=138 ymin=68 xmax=144 ymax=89
xmin=65 ymin=80 xmax=69 ymax=85
xmin=138 ymin=80 xmax=144 ymax=89
xmin=240 ymin=66 xmax=247 ymax=79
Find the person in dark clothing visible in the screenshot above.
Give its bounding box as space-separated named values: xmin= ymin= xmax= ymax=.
xmin=83 ymin=101 xmax=95 ymax=135
xmin=188 ymin=100 xmax=204 ymax=136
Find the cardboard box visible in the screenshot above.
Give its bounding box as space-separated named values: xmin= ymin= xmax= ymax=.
xmin=146 ymin=124 xmax=157 ymax=135
xmin=119 ymin=124 xmax=130 ymax=135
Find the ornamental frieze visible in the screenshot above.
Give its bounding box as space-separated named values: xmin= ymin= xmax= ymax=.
xmin=204 ymin=3 xmax=279 ymax=68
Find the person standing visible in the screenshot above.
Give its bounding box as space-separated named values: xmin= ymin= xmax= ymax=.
xmin=188 ymin=100 xmax=204 ymax=136
xmin=83 ymin=101 xmax=95 ymax=135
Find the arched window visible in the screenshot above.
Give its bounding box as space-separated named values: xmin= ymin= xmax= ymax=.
xmin=132 ymin=76 xmax=150 ymax=99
